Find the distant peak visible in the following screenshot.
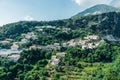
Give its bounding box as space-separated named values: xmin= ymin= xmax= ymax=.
xmin=72 ymin=4 xmax=118 ymax=18
xmin=92 ymin=4 xmax=117 ymax=8
xmin=94 ymin=4 xmax=110 ymax=6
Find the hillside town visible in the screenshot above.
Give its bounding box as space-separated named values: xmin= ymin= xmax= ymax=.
xmin=0 ymin=25 xmax=119 ymax=68
xmin=0 ymin=25 xmax=103 ymax=65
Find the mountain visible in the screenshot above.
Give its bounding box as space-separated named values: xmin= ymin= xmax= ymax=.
xmin=1 ymin=12 xmax=120 ymax=41
xmin=72 ymin=4 xmax=119 ymax=18
xmin=1 ymin=7 xmax=120 ymax=80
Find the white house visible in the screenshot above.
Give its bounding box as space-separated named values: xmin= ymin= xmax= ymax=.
xmin=51 ymin=55 xmax=60 ymax=65
xmin=0 ymin=49 xmax=9 ymax=57
xmin=56 ymin=52 xmax=66 ymax=57
xmin=51 ymin=58 xmax=60 ymax=65
xmin=85 ymin=35 xmax=99 ymax=40
xmin=29 ymin=45 xmax=37 ymax=49
xmin=8 ymin=54 xmax=20 ymax=61
xmin=20 ymin=38 xmax=28 ymax=44
xmin=0 ymin=41 xmax=10 ymax=44
xmin=11 ymin=43 xmax=19 ymax=51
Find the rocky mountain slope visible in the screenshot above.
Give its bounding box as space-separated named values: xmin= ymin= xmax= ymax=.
xmin=72 ymin=4 xmax=119 ymax=18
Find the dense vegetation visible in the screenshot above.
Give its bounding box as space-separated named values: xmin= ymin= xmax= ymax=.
xmin=0 ymin=49 xmax=53 ymax=80
xmin=64 ymin=41 xmax=120 ymax=63
xmin=0 ymin=41 xmax=120 ymax=79
xmin=50 ymin=41 xmax=120 ymax=79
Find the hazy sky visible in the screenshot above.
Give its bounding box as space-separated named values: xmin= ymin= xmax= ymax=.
xmin=0 ymin=0 xmax=116 ymax=26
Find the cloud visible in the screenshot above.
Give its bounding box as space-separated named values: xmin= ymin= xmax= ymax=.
xmin=110 ymin=0 xmax=120 ymax=7
xmin=73 ymin=0 xmax=89 ymax=6
xmin=73 ymin=0 xmax=112 ymax=7
xmin=23 ymin=15 xmax=34 ymax=21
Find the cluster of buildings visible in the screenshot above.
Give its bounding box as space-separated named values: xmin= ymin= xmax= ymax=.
xmin=0 ymin=42 xmax=22 ymax=61
xmin=0 ymin=24 xmax=117 ymax=64
xmin=29 ymin=35 xmax=101 ymax=52
xmin=0 ymin=38 xmax=13 ymax=45
xmin=29 ymin=43 xmax=61 ymax=51
xmin=35 ymin=25 xmax=71 ymax=33
xmin=50 ymin=52 xmax=66 ymax=65
xmin=20 ymin=32 xmax=37 ymax=44
xmin=0 ymin=26 xmax=102 ymax=63
xmin=35 ymin=26 xmax=56 ymax=32
xmin=67 ymin=35 xmax=101 ymax=49
xmin=47 ymin=35 xmax=101 ymax=66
